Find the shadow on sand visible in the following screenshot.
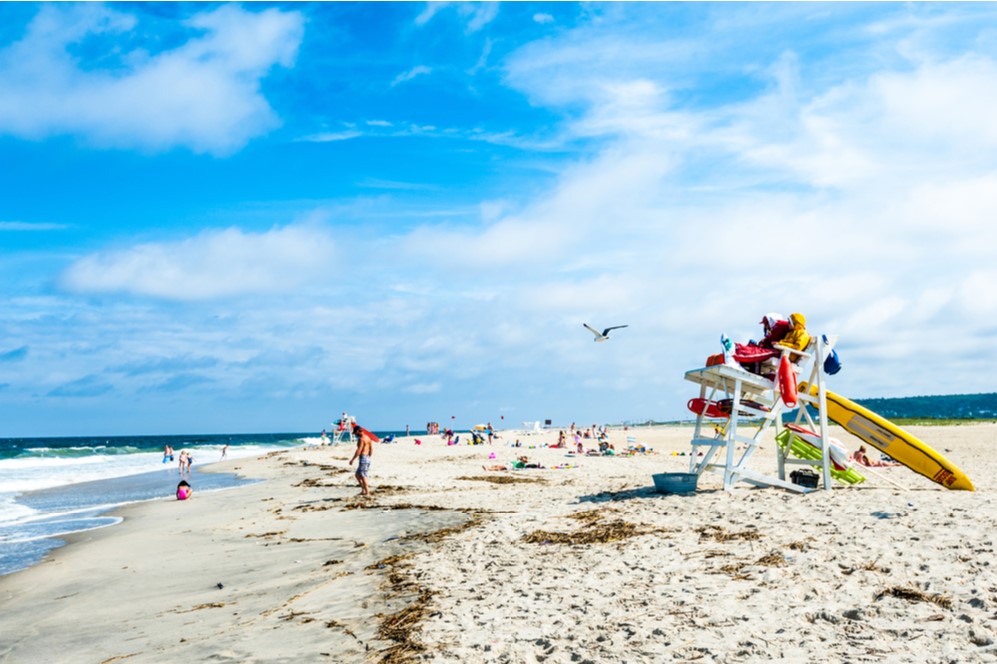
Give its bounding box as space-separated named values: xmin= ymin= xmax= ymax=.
xmin=577 ymin=485 xmax=719 ymax=504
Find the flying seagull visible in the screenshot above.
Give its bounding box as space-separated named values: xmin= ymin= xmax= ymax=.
xmin=583 ymin=323 xmax=629 ymax=342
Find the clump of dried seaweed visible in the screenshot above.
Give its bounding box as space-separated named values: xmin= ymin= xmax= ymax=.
xmin=456 ymin=475 xmax=544 ymax=485
xmin=343 ymin=500 xmax=451 ymax=512
xmin=293 ymin=500 xmax=341 ymax=512
xmin=312 ymin=463 xmax=348 ymax=473
xmin=366 ymin=553 xmax=413 ymax=571
xmin=523 ymin=518 xmax=656 ymax=545
xmin=695 ymin=524 xmax=761 ymax=543
xmin=754 ymin=551 xmax=787 ymax=567
xmin=875 ymin=586 xmax=952 ymax=609
xmin=243 ymin=530 xmax=286 ymax=539
xmin=293 ymin=477 xmax=336 ymax=488
xmin=371 ymin=485 xmax=412 ymax=495
xmin=404 ymin=512 xmax=486 ymax=544
xmin=841 ymin=560 xmax=891 ymax=575
xmin=567 ymin=509 xmax=610 ymax=525
xmin=376 ymin=589 xmax=434 ymax=663
xmin=718 ymin=562 xmax=747 ymax=575
xmin=176 ymin=602 xmax=227 ymax=613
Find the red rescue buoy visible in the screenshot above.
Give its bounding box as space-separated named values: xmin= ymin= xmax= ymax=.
xmin=778 ymin=355 xmax=798 ymax=408
xmin=687 ymin=398 xmax=726 ymax=418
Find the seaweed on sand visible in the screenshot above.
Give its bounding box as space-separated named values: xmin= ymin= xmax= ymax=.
xmin=523 ymin=518 xmax=657 ymax=545
xmin=404 ymin=512 xmax=486 ymax=544
xmin=695 ymin=524 xmax=761 ymax=542
xmin=376 ymin=589 xmax=435 ymax=663
xmin=566 ymin=509 xmax=611 ymax=525
xmin=875 ymin=585 xmax=952 ymax=609
xmin=456 ymin=474 xmax=545 ymax=485
xmin=371 ymin=513 xmax=488 ymax=663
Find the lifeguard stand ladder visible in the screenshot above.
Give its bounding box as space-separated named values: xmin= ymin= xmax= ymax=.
xmin=332 ymin=414 xmax=356 ymax=446
xmin=683 ymin=335 xmax=837 ymax=492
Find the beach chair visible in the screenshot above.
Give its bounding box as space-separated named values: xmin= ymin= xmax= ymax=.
xmin=775 ymin=426 xmax=865 ymax=486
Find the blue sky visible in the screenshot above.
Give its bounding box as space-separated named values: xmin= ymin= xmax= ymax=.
xmin=3 ymin=3 xmax=997 ymax=437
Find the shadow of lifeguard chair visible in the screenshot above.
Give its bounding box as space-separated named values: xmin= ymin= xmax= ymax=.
xmin=683 ymin=335 xmax=838 ymax=492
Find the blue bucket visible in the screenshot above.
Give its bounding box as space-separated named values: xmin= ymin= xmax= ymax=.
xmin=652 ymin=472 xmax=698 ymax=494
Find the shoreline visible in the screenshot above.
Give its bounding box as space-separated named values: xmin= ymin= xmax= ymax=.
xmin=1 ymin=460 xmax=258 ymax=577
xmin=1 ymin=424 xmax=995 ymax=662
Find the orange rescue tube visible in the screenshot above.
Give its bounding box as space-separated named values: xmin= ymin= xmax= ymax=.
xmin=778 ymin=355 xmax=798 ymax=408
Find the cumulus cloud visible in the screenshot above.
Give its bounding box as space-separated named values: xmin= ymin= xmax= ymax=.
xmin=0 ymin=4 xmax=304 ymax=155
xmin=60 ymin=224 xmax=336 ymax=301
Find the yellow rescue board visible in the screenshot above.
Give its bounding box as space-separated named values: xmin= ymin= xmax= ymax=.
xmin=800 ymin=382 xmax=974 ymax=491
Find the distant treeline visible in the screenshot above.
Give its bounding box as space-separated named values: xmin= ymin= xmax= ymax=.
xmin=852 ymin=393 xmax=997 ymax=420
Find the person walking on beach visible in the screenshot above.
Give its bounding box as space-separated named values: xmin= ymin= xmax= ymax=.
xmin=349 ymin=424 xmax=374 ymax=496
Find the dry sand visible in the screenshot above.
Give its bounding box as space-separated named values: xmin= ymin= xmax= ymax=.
xmin=2 ymin=423 xmax=996 ymax=663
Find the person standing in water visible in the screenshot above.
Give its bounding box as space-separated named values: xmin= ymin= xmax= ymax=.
xmin=349 ymin=424 xmax=374 ymax=496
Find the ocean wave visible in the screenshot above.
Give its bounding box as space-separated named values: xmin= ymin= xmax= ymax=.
xmin=23 ymin=445 xmax=147 ymax=457
xmin=0 ymin=455 xmax=109 ymax=470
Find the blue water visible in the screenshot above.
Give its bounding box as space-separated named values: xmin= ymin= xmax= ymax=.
xmin=0 ymin=431 xmax=403 ymax=576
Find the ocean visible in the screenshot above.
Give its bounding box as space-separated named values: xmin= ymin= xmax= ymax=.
xmin=0 ymin=431 xmax=401 ymax=577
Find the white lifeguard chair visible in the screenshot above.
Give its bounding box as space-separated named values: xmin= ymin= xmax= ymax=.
xmin=683 ymin=334 xmax=838 ymax=492
xmin=332 ymin=413 xmax=356 ymax=445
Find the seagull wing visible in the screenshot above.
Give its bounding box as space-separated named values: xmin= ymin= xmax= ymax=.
xmin=601 ymin=325 xmax=629 ymax=336
xmin=583 ymin=323 xmax=603 ymax=338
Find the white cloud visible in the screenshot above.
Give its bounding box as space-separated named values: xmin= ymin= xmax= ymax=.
xmin=60 ymin=224 xmax=336 ymax=301
xmin=462 ymin=3 xmax=499 ymax=33
xmin=0 ymin=4 xmax=304 ymax=155
xmin=533 ymin=14 xmax=555 ymax=25
xmin=414 ymin=2 xmax=498 ymax=33
xmin=414 ymin=3 xmax=449 ymax=27
xmin=391 ymin=65 xmax=432 ymax=87
xmin=298 ymin=130 xmax=362 ymax=143
xmin=0 ymin=221 xmax=68 ymax=231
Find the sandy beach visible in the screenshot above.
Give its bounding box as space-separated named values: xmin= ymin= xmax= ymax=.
xmin=2 ymin=423 xmax=996 ymax=663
